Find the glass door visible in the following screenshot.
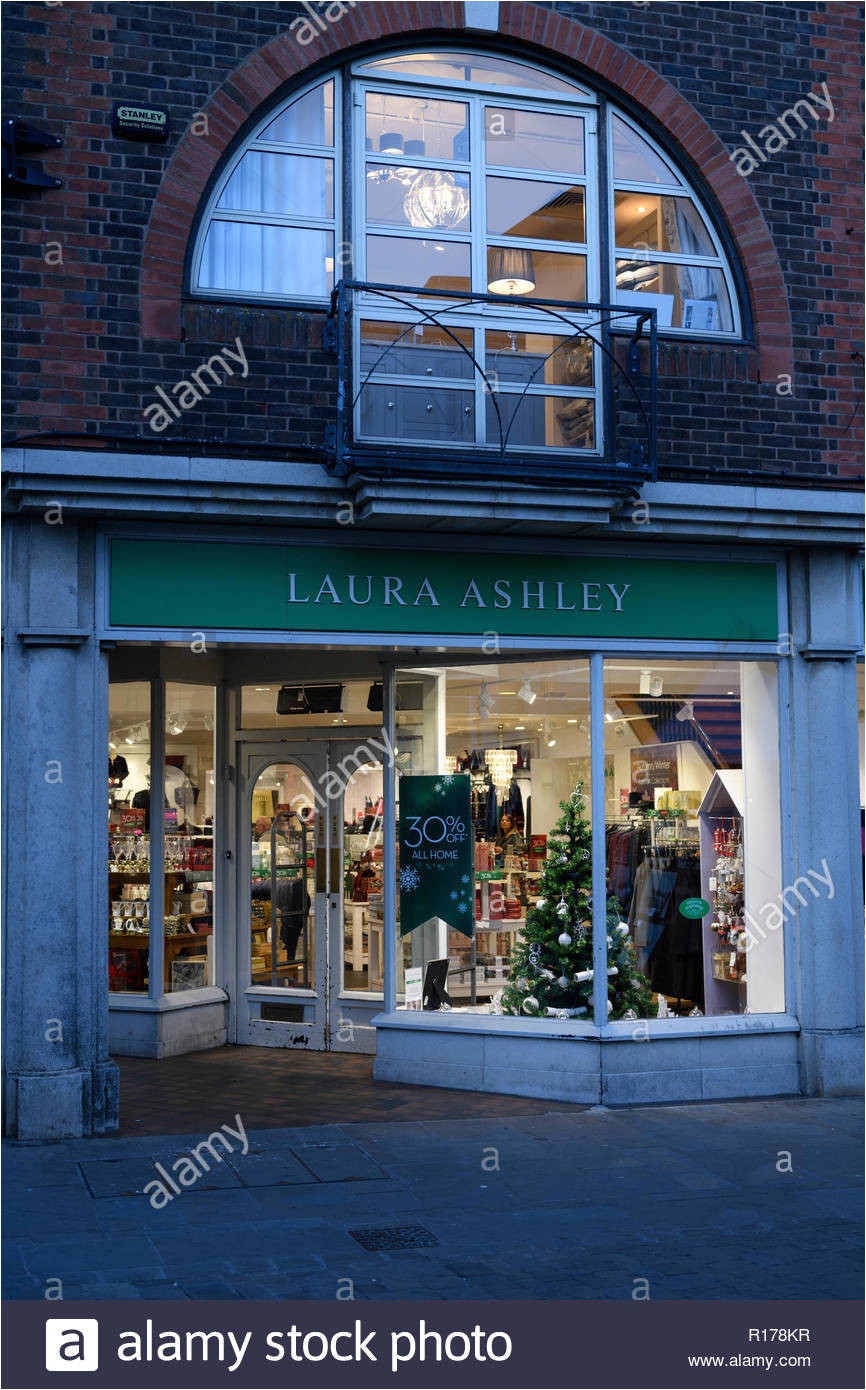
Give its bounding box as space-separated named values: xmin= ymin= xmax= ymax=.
xmin=235 ymin=740 xmax=385 ymax=1051
xmin=237 ymin=745 xmax=326 ymax=1048
xmin=327 ymin=740 xmax=386 ymax=1054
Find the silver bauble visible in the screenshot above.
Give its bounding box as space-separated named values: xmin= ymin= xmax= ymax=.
xmin=522 ymin=995 xmax=540 ymax=1014
xmin=557 ymin=931 xmax=572 ymax=947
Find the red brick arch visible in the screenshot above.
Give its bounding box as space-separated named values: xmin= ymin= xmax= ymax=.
xmin=141 ymin=1 xmax=792 ymax=377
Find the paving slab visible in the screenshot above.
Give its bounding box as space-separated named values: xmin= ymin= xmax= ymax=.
xmin=3 ymin=1094 xmax=861 ymax=1302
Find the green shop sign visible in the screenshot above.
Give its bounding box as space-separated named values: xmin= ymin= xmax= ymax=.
xmin=398 ymin=775 xmax=474 ymax=938
xmin=109 ymin=540 xmax=778 ymax=642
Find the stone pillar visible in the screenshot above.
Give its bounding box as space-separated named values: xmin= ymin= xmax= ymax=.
xmin=788 ymin=549 xmax=864 ymax=1096
xmin=2 ymin=515 xmax=118 ymax=1138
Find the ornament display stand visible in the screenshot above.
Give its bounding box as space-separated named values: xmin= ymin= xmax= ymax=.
xmin=698 ymin=771 xmax=747 ymax=1015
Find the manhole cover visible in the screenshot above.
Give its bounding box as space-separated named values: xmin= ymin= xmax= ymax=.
xmin=348 ymin=1225 xmax=440 ymax=1251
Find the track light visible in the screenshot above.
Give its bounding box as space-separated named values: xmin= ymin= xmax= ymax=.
xmin=675 ymin=700 xmax=695 ymax=722
xmin=518 ymin=680 xmax=536 ymax=706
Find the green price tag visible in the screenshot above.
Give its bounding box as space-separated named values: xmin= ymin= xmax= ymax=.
xmin=679 ymin=897 xmax=710 ymax=918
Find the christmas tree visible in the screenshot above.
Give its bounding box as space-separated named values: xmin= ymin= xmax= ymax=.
xmin=501 ymin=786 xmax=656 ymax=1020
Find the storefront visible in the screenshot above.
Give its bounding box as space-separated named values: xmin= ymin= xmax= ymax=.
xmin=92 ymin=523 xmax=861 ymax=1105
xmin=3 ymin=10 xmax=863 ymax=1141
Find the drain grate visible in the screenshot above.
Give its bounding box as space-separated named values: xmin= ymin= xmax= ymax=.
xmin=348 ymin=1224 xmax=440 ymax=1251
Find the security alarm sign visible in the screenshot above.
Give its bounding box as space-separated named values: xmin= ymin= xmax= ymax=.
xmin=111 ymin=104 xmax=169 ymax=140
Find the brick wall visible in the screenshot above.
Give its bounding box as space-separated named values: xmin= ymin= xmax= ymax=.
xmin=1 ymin=1 xmax=862 ymax=482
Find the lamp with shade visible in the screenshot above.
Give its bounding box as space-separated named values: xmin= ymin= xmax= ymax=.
xmin=488 ymin=247 xmax=535 ymax=295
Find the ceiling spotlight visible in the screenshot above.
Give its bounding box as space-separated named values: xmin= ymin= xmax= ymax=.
xmin=518 ymin=680 xmax=536 ymax=706
xmin=650 ymin=675 xmax=663 ymax=697
xmin=675 ymin=700 xmax=695 ymax=722
xmin=578 ymin=720 xmax=590 ymax=735
xmin=639 ymin=669 xmax=652 ymax=695
xmin=547 ymin=736 xmax=557 ymax=748
xmin=167 ymin=712 xmax=187 ymax=736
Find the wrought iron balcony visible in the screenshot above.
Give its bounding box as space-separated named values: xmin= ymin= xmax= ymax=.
xmin=324 ymin=280 xmax=657 ymax=486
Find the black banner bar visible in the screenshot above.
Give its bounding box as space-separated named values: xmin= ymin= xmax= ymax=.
xmin=4 ymin=1299 xmax=863 ymax=1390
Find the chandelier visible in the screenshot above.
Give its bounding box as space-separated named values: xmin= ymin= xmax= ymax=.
xmin=403 ymin=170 xmax=470 ymax=230
xmin=485 ymin=746 xmax=518 ymax=790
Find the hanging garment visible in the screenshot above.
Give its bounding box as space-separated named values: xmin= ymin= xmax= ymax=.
xmin=485 ymin=783 xmax=499 ymax=839
xmin=627 ymin=847 xmax=703 ymax=1006
xmin=109 ymin=755 xmax=129 ymax=785
xmin=503 ymin=779 xmax=524 ymax=824
xmin=278 ymin=877 xmax=311 ymax=960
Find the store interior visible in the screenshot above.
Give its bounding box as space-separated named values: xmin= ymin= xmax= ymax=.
xmin=108 ymin=682 xmax=216 ymax=996
xmin=392 ymin=656 xmax=781 ymax=1018
xmin=108 ymin=655 xmax=786 ymax=1020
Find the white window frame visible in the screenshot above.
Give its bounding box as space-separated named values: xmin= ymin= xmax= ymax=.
xmin=189 ymin=72 xmax=342 ymax=308
xmin=188 ymin=48 xmax=744 ymax=438
xmin=606 ymin=107 xmax=742 ymax=340
xmin=352 ymin=73 xmax=603 ymax=455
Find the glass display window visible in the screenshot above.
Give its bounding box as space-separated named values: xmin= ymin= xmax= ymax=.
xmin=164 ymin=684 xmax=216 ymax=994
xmin=109 ymin=679 xmax=217 ymax=999
xmin=388 ymin=654 xmax=785 ymax=1027
xmin=108 ymin=682 xmax=151 ymax=994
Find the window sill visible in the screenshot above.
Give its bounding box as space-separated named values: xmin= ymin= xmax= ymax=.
xmin=371 ymin=1009 xmax=800 ymax=1040
xmin=108 ymin=987 xmax=228 ymax=1012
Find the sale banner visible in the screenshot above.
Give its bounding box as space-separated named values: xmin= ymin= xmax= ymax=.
xmin=398 ymin=774 xmax=474 ymax=938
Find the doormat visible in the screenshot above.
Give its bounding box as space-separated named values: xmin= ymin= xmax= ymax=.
xmin=348 ymin=1225 xmax=440 ymax=1251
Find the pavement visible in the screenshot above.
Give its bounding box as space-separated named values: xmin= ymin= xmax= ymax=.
xmin=3 ymin=1093 xmax=862 ymax=1302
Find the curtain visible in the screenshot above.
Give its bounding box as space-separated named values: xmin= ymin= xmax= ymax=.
xmin=661 ymin=196 xmax=715 ymax=304
xmin=198 ymin=81 xmax=334 ymax=295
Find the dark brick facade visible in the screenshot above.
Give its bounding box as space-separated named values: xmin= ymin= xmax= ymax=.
xmin=2 ymin=1 xmax=862 ymax=482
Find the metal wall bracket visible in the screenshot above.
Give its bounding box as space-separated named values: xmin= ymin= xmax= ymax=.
xmin=2 ymin=119 xmax=63 ymax=190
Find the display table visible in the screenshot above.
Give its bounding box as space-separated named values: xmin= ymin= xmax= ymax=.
xmin=344 ymin=900 xmax=384 ymax=986
xmin=108 ymin=930 xmax=209 ymax=989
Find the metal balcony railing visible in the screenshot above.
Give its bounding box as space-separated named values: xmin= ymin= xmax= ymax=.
xmin=324 ymin=280 xmax=657 ymax=485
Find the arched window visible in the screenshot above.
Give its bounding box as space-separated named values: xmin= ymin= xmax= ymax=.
xmin=192 ymin=49 xmax=742 ymax=457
